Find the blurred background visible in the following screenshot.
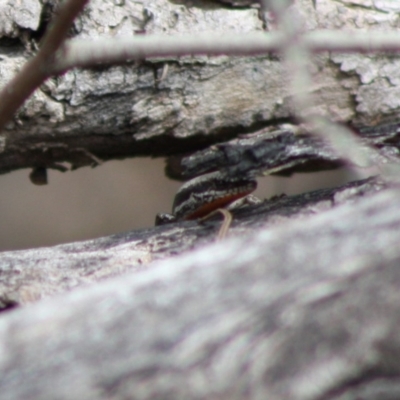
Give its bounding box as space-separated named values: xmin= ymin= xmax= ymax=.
xmin=0 ymin=157 xmax=358 ymax=251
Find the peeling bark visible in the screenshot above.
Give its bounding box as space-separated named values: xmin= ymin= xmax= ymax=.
xmin=1 ymin=1 xmax=400 ymax=399
xmin=0 ymin=0 xmax=399 ymax=173
xmin=0 ymin=178 xmax=398 ymax=400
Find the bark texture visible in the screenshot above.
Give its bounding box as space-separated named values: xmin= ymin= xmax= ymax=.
xmin=1 ymin=1 xmax=400 ymax=399
xmin=0 ymin=178 xmax=399 ymax=400
xmin=0 ymin=0 xmax=399 ymax=173
xmin=0 ymin=176 xmax=384 ymax=307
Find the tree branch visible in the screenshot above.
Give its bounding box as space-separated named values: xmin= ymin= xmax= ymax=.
xmin=0 ymin=178 xmax=398 ymax=399
xmin=54 ymin=31 xmax=400 ymax=74
xmin=0 ymin=0 xmax=89 ymax=132
xmin=0 ymin=176 xmax=386 ymax=307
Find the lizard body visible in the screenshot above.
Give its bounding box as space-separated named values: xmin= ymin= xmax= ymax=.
xmin=155 ymin=171 xmax=257 ymax=225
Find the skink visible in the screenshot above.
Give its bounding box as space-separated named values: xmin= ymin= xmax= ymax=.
xmin=155 ymin=171 xmax=257 ymax=225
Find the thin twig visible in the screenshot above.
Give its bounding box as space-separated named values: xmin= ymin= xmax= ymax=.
xmin=199 ymin=208 xmax=233 ymax=240
xmin=0 ymin=0 xmax=89 ymax=133
xmin=53 ymin=32 xmax=285 ymax=73
xmin=52 ymin=31 xmax=400 ymax=74
xmin=264 ymin=0 xmax=397 ymax=175
xmin=216 ymin=209 xmax=233 ymax=240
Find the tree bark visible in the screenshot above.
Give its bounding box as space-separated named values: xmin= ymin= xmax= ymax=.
xmin=0 ymin=175 xmax=384 ymax=307
xmin=0 ymin=178 xmax=399 ymax=400
xmin=1 ymin=1 xmax=400 ymax=399
xmin=0 ymin=0 xmax=399 ymax=173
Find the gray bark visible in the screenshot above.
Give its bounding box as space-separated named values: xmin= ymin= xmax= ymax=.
xmin=0 ymin=0 xmax=399 ymax=173
xmin=1 ymin=1 xmax=400 ymax=399
xmin=0 ymin=178 xmax=398 ymax=400
xmin=0 ymin=175 xmax=384 ymax=307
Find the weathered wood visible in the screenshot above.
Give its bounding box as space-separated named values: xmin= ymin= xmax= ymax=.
xmin=0 ymin=176 xmax=386 ymax=307
xmin=0 ymin=0 xmax=399 ymax=174
xmin=1 ymin=1 xmax=400 ymax=399
xmin=0 ymin=179 xmax=399 ymax=400
xmin=166 ymin=120 xmax=400 ymax=180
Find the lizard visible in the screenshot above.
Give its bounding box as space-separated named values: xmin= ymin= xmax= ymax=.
xmin=155 ymin=170 xmax=258 ymax=226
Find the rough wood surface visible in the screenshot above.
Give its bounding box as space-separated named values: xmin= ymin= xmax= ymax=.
xmin=166 ymin=120 xmax=400 ymax=180
xmin=0 ymin=175 xmax=385 ymax=308
xmin=0 ymin=0 xmax=400 ymax=174
xmin=1 ymin=1 xmax=400 ymax=399
xmin=0 ymin=178 xmax=399 ymax=400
